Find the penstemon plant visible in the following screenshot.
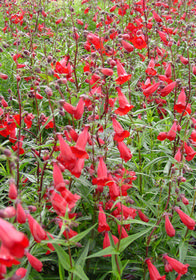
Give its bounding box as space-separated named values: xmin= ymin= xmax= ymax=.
xmin=0 ymin=0 xmax=196 ymax=279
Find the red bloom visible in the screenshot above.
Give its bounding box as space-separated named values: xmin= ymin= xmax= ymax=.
xmin=121 ymin=40 xmax=134 ymax=52
xmin=8 ymin=178 xmax=17 ymax=200
xmin=50 ymin=191 xmax=68 ymax=216
xmin=53 ymin=162 xmax=66 ymax=192
xmin=145 ymin=58 xmax=157 ymax=76
xmin=152 ymin=11 xmax=162 ymax=22
xmin=16 ymin=203 xmax=26 ymax=224
xmin=143 ymin=82 xmax=160 ymax=97
xmin=174 ymin=206 xmax=195 ymax=230
xmin=59 ymin=221 xmax=78 ymax=239
xmin=71 ymin=125 xmax=89 ymax=159
xmin=157 ymin=132 xmax=167 ymax=141
xmin=92 ymin=157 xmax=109 ymax=186
xmin=115 ymin=60 xmax=132 ymax=85
xmin=117 ymin=141 xmax=132 ymax=162
xmin=116 ymin=203 xmax=137 ymax=219
xmin=0 ymin=218 xmax=29 ymax=258
xmin=165 ymin=215 xmax=175 ymax=237
xmin=184 ymin=142 xmax=196 ymax=161
xmin=103 ymin=231 xmax=118 ymax=257
xmin=15 ymin=268 xmax=27 ymax=279
xmin=115 ymin=87 xmax=134 ymax=115
xmin=27 ymin=214 xmax=47 ymax=243
xmin=180 ymin=56 xmax=188 ymax=65
xmin=165 ymin=63 xmax=172 ymax=78
xmin=0 ymin=73 xmax=8 ymax=80
xmin=101 ymin=68 xmax=113 ymax=76
xmin=57 ymin=134 xmax=76 ymax=171
xmin=174 ymin=88 xmax=186 ymax=113
xmin=131 ymin=36 xmax=147 ymax=49
xmin=26 ymin=252 xmax=43 ymax=272
xmin=112 ymin=117 xmax=130 ymax=142
xmin=97 ymin=206 xmax=110 ymax=233
xmin=163 ymin=254 xmax=189 ymax=275
xmin=160 ymin=81 xmax=177 ymax=97
xmin=117 ymin=225 xmax=128 ymax=239
xmin=0 ymin=244 xmax=20 ymax=267
xmin=138 ymin=209 xmax=149 ymax=223
xmin=167 ymin=121 xmax=177 ymax=141
xmin=174 ymin=148 xmax=182 ymax=162
xmin=145 ymin=258 xmax=166 ymax=280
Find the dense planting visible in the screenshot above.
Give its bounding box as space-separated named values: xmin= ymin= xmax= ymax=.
xmin=0 ymin=0 xmax=196 ymax=279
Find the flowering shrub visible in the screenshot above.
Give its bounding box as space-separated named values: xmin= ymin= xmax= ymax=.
xmin=0 ymin=0 xmax=196 ymax=279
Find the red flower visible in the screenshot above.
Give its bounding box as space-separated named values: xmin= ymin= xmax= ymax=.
xmin=27 ymin=214 xmax=47 ymax=243
xmin=59 ymin=221 xmax=78 ymax=239
xmin=0 ymin=244 xmax=20 ymax=267
xmin=116 ymin=203 xmax=137 ymax=219
xmin=112 ymin=117 xmax=130 ymax=142
xmin=8 ymin=178 xmax=17 ymax=200
xmin=184 ymin=142 xmax=196 ymax=161
xmin=157 ymin=132 xmax=167 ymax=141
xmin=167 ymin=121 xmax=177 ymax=141
xmin=15 ymin=268 xmax=27 ymax=279
xmin=117 ymin=141 xmax=132 ymax=162
xmin=131 ymin=36 xmax=147 ymax=49
xmin=165 ymin=63 xmax=172 ymax=78
xmin=92 ymin=157 xmax=109 ymax=186
xmin=26 ymin=252 xmax=43 ymax=272
xmin=53 ymin=162 xmax=66 ymax=192
xmin=71 ymin=125 xmax=89 ymax=159
xmin=160 ymin=81 xmax=177 ymax=97
xmin=115 ymin=87 xmax=134 ymax=115
xmin=145 ymin=58 xmax=157 ymax=76
xmin=0 ymin=73 xmax=8 ymax=80
xmin=165 ymin=215 xmax=175 ymax=237
xmin=121 ymin=40 xmax=134 ymax=52
xmin=163 ymin=254 xmax=189 ymax=275
xmin=101 ymin=68 xmax=113 ymax=76
xmin=145 ymin=258 xmax=166 ymax=280
xmin=0 ymin=218 xmax=29 ymax=258
xmin=153 ymin=11 xmax=162 ymax=22
xmin=180 ymin=56 xmax=188 ymax=65
xmin=143 ymin=82 xmax=160 ymax=97
xmin=138 ymin=209 xmax=149 ymax=223
xmin=103 ymin=231 xmax=118 ymax=257
xmin=97 ymin=206 xmax=110 ymax=233
xmin=57 ymin=134 xmax=76 ymax=171
xmin=63 ymin=98 xmax=84 ymax=120
xmin=50 ymin=191 xmax=68 ymax=216
xmin=117 ymin=225 xmax=128 ymax=239
xmin=174 ymin=88 xmax=186 ymax=113
xmin=16 ymin=203 xmax=26 ymax=224
xmin=174 ymin=206 xmax=195 ymax=230
xmin=115 ymin=60 xmax=132 ymax=85
xmin=174 ymin=148 xmax=182 ymax=162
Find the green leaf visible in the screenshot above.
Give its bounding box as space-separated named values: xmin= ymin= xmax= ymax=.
xmin=70 ymin=265 xmax=89 ymax=280
xmin=59 ymin=261 xmax=65 ymax=280
xmin=119 ymin=228 xmax=151 ymax=252
xmin=53 ymin=243 xmax=73 ymax=271
xmin=179 ymin=241 xmax=188 ymax=263
xmin=69 ymin=224 xmax=97 ymax=244
xmin=86 ymin=246 xmax=119 ymax=259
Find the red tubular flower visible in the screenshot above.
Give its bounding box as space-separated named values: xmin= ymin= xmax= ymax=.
xmin=115 ymin=60 xmax=132 ymax=85
xmin=50 ymin=191 xmax=68 ymax=216
xmin=114 ymin=87 xmax=134 ymax=115
xmin=103 ymin=231 xmax=118 ymax=257
xmin=117 ymin=225 xmax=128 ymax=239
xmin=165 ymin=215 xmax=175 ymax=237
xmin=174 ymin=88 xmax=186 ymax=113
xmin=167 ymin=121 xmax=177 ymax=141
xmin=16 ymin=203 xmax=26 ymax=224
xmin=174 ymin=206 xmax=195 ymax=230
xmin=180 ymin=56 xmax=188 ymax=65
xmin=27 ymin=214 xmax=47 ymax=243
xmin=8 ymin=178 xmax=17 ymax=200
xmin=145 ymin=58 xmax=157 ymax=76
xmin=15 ymin=267 xmax=27 ymax=279
xmin=117 ymin=141 xmax=132 ymax=162
xmin=112 ymin=117 xmax=130 ymax=142
xmin=61 ymin=188 xmax=80 ymax=210
xmin=152 ymin=11 xmax=162 ymax=22
xmin=165 ymin=63 xmax=172 ymax=78
xmin=71 ymin=125 xmax=89 ymax=159
xmin=192 ymin=65 xmax=196 ymax=75
xmin=163 ymin=254 xmax=189 ymax=275
xmin=174 ymin=148 xmax=182 ymax=162
xmin=101 ymin=68 xmax=113 ymax=76
xmin=116 ymin=203 xmax=137 ymax=219
xmin=121 ymin=40 xmax=134 ymax=52
xmin=145 ymin=258 xmax=166 ymax=280
xmin=0 ymin=218 xmax=29 ymax=258
xmin=143 ymin=82 xmax=160 ymax=97
xmin=160 ymin=81 xmax=177 ymax=97
xmin=0 ymin=73 xmax=8 ymax=80
xmin=97 ymin=206 xmax=110 ymax=233
xmin=184 ymin=142 xmax=196 ymax=161
xmin=0 ymin=244 xmax=20 ymax=267
xmin=131 ymin=36 xmax=147 ymax=49
xmin=26 ymin=252 xmax=43 ymax=272
xmin=57 ymin=134 xmax=76 ymax=171
xmin=157 ymin=132 xmax=167 ymax=141
xmin=138 ymin=209 xmax=149 ymax=223
xmin=53 ymin=162 xmax=66 ymax=192
xmin=107 ymin=174 xmax=120 ymax=200
xmin=92 ymin=157 xmax=109 ymax=186
xmin=0 ymin=264 xmax=6 ymax=279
